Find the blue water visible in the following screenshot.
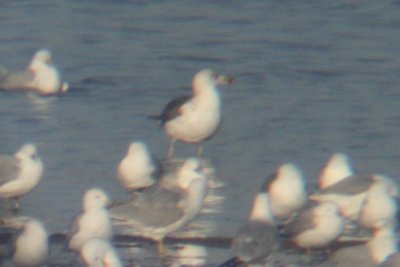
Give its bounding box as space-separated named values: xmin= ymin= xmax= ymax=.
xmin=1 ymin=0 xmax=400 ymax=265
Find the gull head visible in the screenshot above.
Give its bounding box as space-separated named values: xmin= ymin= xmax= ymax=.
xmin=83 ymin=188 xmax=110 ymax=211
xmin=176 ymin=158 xmax=204 ymax=189
xmin=15 ymin=143 xmax=39 ymax=160
xmin=127 ymin=141 xmax=149 ymax=160
xmin=193 ymin=69 xmax=234 ymax=94
xmin=31 ymin=49 xmax=52 ymax=65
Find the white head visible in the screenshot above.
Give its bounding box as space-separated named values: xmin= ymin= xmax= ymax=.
xmin=83 ymin=188 xmax=110 ymax=211
xmin=15 ymin=143 xmax=38 ymax=160
xmin=249 ymin=192 xmax=275 ymax=224
xmin=276 ymin=163 xmax=305 ymax=187
xmin=126 ymin=142 xmax=151 ymax=163
xmin=192 ymin=69 xmax=233 ymax=95
xmin=30 ymin=49 xmax=52 ymax=67
xmin=176 ymin=158 xmax=204 ymax=189
xmin=319 ymin=153 xmax=353 ymax=189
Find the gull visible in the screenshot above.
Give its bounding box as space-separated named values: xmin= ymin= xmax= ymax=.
xmin=359 ymin=181 xmax=398 ymax=229
xmin=111 ymin=158 xmax=208 ymax=252
xmin=318 ymin=219 xmax=397 ymax=267
xmin=68 ymin=188 xmax=113 ymax=251
xmin=282 ymin=202 xmax=344 ymax=253
xmin=263 ymin=163 xmax=307 ymax=220
xmin=318 ymin=153 xmax=353 ymax=189
xmin=149 ymin=69 xmax=234 ymax=159
xmin=219 ymin=192 xmax=276 ymax=266
xmin=12 ymin=218 xmax=49 ymax=267
xmin=0 ymin=143 xmax=43 ymax=209
xmin=310 ymin=174 xmax=397 ymax=221
xmin=117 ymin=141 xmax=161 ymax=191
xmin=0 ymin=49 xmax=68 ymax=95
xmin=80 ymin=238 xmax=122 ymax=267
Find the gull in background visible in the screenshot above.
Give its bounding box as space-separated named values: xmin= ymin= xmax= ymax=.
xmin=0 ymin=143 xmax=43 ymax=210
xmin=318 ymin=153 xmax=353 ymax=189
xmin=149 ymin=69 xmax=234 ymax=159
xmin=0 ymin=49 xmax=68 ymax=95
xmin=68 ymin=188 xmax=113 ymax=252
xmin=117 ymin=141 xmax=161 ymax=192
xmin=12 ymin=218 xmax=49 ymax=267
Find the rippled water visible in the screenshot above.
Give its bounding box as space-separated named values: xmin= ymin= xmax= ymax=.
xmin=0 ymin=0 xmax=400 ymax=266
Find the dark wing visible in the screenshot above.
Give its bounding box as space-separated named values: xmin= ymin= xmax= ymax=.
xmin=159 ymin=95 xmax=192 ymax=125
xmin=283 ymin=208 xmax=315 ymax=238
xmin=0 ymin=155 xmax=21 ymax=186
xmin=321 ymin=175 xmax=373 ymax=195
xmin=261 ymin=172 xmax=277 ymax=192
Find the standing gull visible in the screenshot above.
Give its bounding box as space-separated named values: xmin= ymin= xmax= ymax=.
xmin=111 ymin=158 xmax=208 ymax=252
xmin=12 ymin=218 xmax=49 ymax=267
xmin=0 ymin=143 xmax=43 ymax=209
xmin=0 ymin=49 xmax=68 ymax=95
xmin=68 ymin=188 xmax=113 ymax=252
xmin=80 ymin=238 xmax=122 ymax=267
xmin=318 ymin=153 xmax=353 ymax=189
xmin=150 ymin=69 xmax=234 ymax=159
xmin=263 ymin=163 xmax=307 ymax=221
xmin=117 ymin=141 xmax=160 ymax=192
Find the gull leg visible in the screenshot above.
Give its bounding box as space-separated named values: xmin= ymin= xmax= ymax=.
xmin=167 ymin=139 xmax=176 ymax=160
xmin=157 ymin=239 xmax=166 ymax=256
xmin=196 ymin=144 xmax=203 ymax=157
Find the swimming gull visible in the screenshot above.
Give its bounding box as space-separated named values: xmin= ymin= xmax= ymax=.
xmin=149 ymin=69 xmax=234 ymax=159
xmin=117 ymin=141 xmax=161 ymax=192
xmin=318 ymin=219 xmax=397 ymax=267
xmin=111 ymin=158 xmax=208 ymax=252
xmin=0 ymin=49 xmax=68 ymax=95
xmin=80 ymin=238 xmax=122 ymax=267
xmin=318 ymin=153 xmax=353 ymax=189
xmin=359 ymin=181 xmax=398 ymax=229
xmin=0 ymin=143 xmax=43 ymax=210
xmin=263 ymin=163 xmax=307 ymax=220
xmin=68 ymin=188 xmax=113 ymax=251
xmin=309 ymin=174 xmax=397 ymax=220
xmin=12 ymin=218 xmax=49 ymax=267
xmin=282 ymin=202 xmax=344 ymax=253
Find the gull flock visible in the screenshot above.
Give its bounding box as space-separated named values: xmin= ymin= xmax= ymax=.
xmin=0 ymin=50 xmax=399 ymax=267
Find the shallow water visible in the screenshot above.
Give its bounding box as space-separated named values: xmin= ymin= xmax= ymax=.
xmin=0 ymin=0 xmax=400 ymax=265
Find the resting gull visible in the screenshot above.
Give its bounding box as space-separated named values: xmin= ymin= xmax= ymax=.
xmin=309 ymin=174 xmax=396 ymax=221
xmin=282 ymin=202 xmax=344 ymax=252
xmin=117 ymin=141 xmax=160 ymax=192
xmin=149 ymin=69 xmax=234 ymax=159
xmin=0 ymin=49 xmax=68 ymax=95
xmin=12 ymin=218 xmax=49 ymax=267
xmin=318 ymin=219 xmax=397 ymax=267
xmin=80 ymin=238 xmax=122 ymax=267
xmin=263 ymin=163 xmax=307 ymax=220
xmin=318 ymin=153 xmax=353 ymax=189
xmin=111 ymin=158 xmax=208 ymax=252
xmin=218 ymin=192 xmax=276 ymax=267
xmin=0 ymin=143 xmax=43 ymax=209
xmin=68 ymin=188 xmax=113 ymax=251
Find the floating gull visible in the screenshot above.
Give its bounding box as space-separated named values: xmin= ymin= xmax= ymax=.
xmin=12 ymin=218 xmax=49 ymax=267
xmin=282 ymin=202 xmax=344 ymax=252
xmin=318 ymin=153 xmax=353 ymax=189
xmin=68 ymin=188 xmax=113 ymax=251
xmin=149 ymin=69 xmax=234 ymax=159
xmin=0 ymin=143 xmax=43 ymax=209
xmin=111 ymin=158 xmax=208 ymax=252
xmin=319 ymin=219 xmax=397 ymax=267
xmin=359 ymin=181 xmax=398 ymax=229
xmin=117 ymin=141 xmax=160 ymax=191
xmin=310 ymin=175 xmax=396 ymax=221
xmin=263 ymin=163 xmax=307 ymax=220
xmin=80 ymin=238 xmax=122 ymax=267
xmin=220 ymin=192 xmax=276 ymax=266
xmin=0 ymin=49 xmax=68 ymax=95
